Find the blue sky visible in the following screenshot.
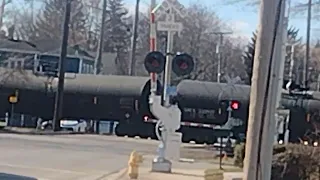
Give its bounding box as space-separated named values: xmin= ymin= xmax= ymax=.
xmin=124 ymin=0 xmax=320 ymax=43
xmin=6 ymin=0 xmax=318 ymax=43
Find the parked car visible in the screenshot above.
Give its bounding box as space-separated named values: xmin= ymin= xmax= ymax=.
xmin=41 ymin=119 xmax=87 ymax=132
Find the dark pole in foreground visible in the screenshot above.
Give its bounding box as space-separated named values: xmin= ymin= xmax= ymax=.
xmin=52 ymin=0 xmax=71 ymax=131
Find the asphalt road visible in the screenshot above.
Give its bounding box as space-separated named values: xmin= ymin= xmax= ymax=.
xmin=0 ymin=134 xmax=160 ymax=180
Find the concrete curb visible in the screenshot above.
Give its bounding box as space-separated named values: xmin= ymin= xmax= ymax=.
xmin=0 ymin=127 xmax=84 ymax=135
xmin=98 ymin=168 xmax=128 ymax=180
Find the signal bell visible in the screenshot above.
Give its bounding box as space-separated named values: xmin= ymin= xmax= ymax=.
xmin=144 ymin=51 xmax=165 ymax=73
xmin=172 ymin=53 xmax=194 ymax=76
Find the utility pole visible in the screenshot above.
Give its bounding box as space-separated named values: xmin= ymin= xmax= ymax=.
xmin=212 ymin=32 xmax=232 ymax=83
xmin=304 ymin=0 xmax=312 ymax=88
xmin=129 ymin=0 xmax=140 ymax=76
xmin=52 ymin=0 xmax=72 ymax=132
xmin=288 ymin=43 xmax=297 ymax=82
xmin=242 ymin=0 xmax=277 ymax=179
xmin=94 ymin=0 xmax=107 ymax=75
xmin=260 ymin=0 xmax=286 ymax=179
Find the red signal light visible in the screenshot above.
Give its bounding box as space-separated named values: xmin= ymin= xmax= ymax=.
xmin=151 ymin=59 xmax=159 ymax=67
xmin=179 ymin=62 xmax=188 ymax=69
xmin=231 ymin=101 xmax=239 ymax=110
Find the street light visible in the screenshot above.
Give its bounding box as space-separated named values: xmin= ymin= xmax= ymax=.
xmin=206 ymin=31 xmax=233 ymax=83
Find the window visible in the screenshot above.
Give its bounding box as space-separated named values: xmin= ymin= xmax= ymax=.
xmin=10 ymin=61 xmax=15 ymax=68
xmin=85 ymin=64 xmax=89 ymax=74
xmin=88 ymin=65 xmax=94 ymax=74
xmin=198 ymin=109 xmax=216 ymax=119
xmin=82 ymin=64 xmax=88 ymax=74
xmin=17 ymin=61 xmax=22 ymax=68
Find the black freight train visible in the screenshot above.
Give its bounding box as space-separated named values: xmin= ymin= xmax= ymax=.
xmin=0 ymin=68 xmax=162 ymax=137
xmin=0 ymin=68 xmax=319 ymax=144
xmin=176 ymin=80 xmax=320 ymax=144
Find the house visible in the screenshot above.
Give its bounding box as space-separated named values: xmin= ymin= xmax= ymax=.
xmin=0 ymin=39 xmax=96 ymax=74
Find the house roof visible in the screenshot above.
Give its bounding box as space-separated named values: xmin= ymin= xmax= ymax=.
xmin=0 ymin=38 xmax=94 ymax=60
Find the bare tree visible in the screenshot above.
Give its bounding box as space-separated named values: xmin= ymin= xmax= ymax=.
xmin=171 ymin=3 xmax=246 ymax=82
xmin=34 ymin=0 xmax=88 ymax=44
xmin=8 ymin=9 xmax=36 ymax=40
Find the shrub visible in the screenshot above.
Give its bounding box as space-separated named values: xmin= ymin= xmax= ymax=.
xmin=233 ymin=143 xmax=320 ymax=180
xmin=272 ymin=144 xmax=320 ymax=180
xmin=233 ymin=143 xmax=245 ymax=168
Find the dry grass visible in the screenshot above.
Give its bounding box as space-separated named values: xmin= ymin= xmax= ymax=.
xmin=180 ymin=145 xmax=234 ymax=165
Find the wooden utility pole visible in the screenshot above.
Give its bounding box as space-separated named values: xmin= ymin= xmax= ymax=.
xmin=52 ymin=0 xmax=72 ymax=131
xmin=260 ymin=1 xmax=286 ymax=179
xmin=129 ymin=0 xmax=140 ymax=76
xmin=242 ymin=0 xmax=278 ymax=179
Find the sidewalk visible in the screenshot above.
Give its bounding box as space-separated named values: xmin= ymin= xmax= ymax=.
xmin=0 ymin=126 xmax=83 ymax=135
xmin=105 ymin=155 xmax=237 ymax=180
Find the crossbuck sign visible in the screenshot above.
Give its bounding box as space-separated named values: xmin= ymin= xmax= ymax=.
xmin=153 ymin=0 xmax=186 ymax=32
xmin=218 ymin=75 xmax=242 ymax=101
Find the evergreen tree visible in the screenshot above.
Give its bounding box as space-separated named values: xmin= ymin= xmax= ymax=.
xmin=101 ymin=0 xmax=131 ymax=75
xmin=35 ymin=0 xmax=87 ymax=44
xmin=103 ymin=0 xmax=131 ymax=52
xmin=242 ymin=27 xmax=301 ymax=85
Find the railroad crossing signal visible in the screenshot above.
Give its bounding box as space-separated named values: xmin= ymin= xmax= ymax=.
xmin=155 ymin=0 xmax=187 ymax=19
xmin=144 ymin=51 xmax=194 ymax=76
xmin=153 ymin=0 xmax=186 ymax=33
xmin=230 ymin=100 xmax=240 ymax=110
xmin=171 ymin=53 xmax=194 ymax=76
xmin=218 ymin=100 xmax=240 ymax=114
xmin=144 ymin=51 xmax=166 ymax=73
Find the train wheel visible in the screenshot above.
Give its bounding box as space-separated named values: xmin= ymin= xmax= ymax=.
xmin=196 ymin=140 xmax=205 ymax=144
xmin=182 ymin=134 xmax=190 ymax=143
xmin=115 ymin=123 xmax=125 ymax=137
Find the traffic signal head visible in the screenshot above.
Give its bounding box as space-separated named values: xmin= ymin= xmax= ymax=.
xmin=144 ymin=51 xmax=165 ymax=73
xmin=230 ymin=100 xmax=240 ymax=110
xmin=172 ymin=53 xmax=194 ymax=76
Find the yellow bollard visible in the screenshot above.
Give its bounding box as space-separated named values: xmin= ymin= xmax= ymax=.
xmin=128 ymin=151 xmax=143 ymax=179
